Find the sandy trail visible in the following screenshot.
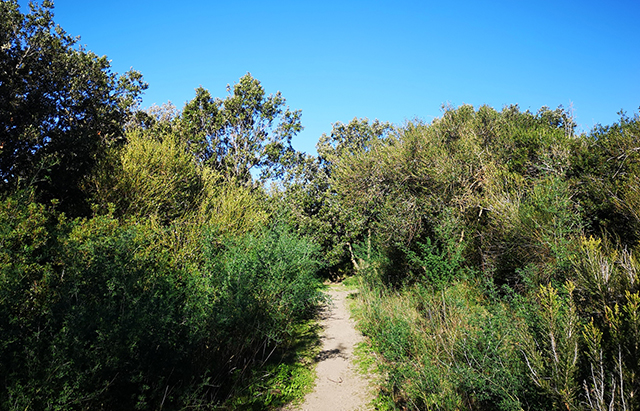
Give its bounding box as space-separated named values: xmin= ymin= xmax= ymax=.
xmin=296 ymin=284 xmax=373 ymax=411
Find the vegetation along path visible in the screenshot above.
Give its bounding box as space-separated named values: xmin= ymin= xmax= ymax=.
xmin=295 ymin=283 xmax=374 ymax=411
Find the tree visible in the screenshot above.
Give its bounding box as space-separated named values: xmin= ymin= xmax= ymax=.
xmin=282 ymin=118 xmax=394 ymax=272
xmin=180 ymin=73 xmax=302 ymax=182
xmin=0 ymin=0 xmax=146 ymax=214
xmin=317 ymin=117 xmax=394 ymax=168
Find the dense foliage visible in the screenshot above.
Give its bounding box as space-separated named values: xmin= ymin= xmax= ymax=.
xmin=2 ymin=1 xmax=639 ymax=410
xmin=0 ymin=194 xmax=322 ymax=409
xmin=0 ymin=2 xmax=322 ymax=409
xmin=179 ymin=75 xmax=302 ymax=183
xmin=283 ymin=104 xmax=640 ymax=410
xmin=0 ymin=0 xmax=146 ymax=215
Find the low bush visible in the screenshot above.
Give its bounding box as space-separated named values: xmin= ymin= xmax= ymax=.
xmin=353 ymin=273 xmax=535 ymax=410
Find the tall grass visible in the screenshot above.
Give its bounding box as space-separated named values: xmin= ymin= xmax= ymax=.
xmin=352 ymin=269 xmax=535 ymax=410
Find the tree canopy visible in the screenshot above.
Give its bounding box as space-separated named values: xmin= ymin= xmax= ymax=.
xmin=180 ymin=73 xmax=302 ymax=183
xmin=0 ymin=0 xmax=146 ymax=214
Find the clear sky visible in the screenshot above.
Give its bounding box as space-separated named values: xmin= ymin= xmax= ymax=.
xmin=19 ymin=0 xmax=640 ymax=155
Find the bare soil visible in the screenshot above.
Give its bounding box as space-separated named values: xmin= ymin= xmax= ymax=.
xmin=294 ymin=284 xmax=375 ymax=411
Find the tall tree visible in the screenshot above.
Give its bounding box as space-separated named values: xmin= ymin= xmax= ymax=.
xmin=180 ymin=73 xmax=302 ymax=182
xmin=316 ymin=117 xmax=394 ymax=169
xmin=0 ymin=0 xmax=146 ymax=214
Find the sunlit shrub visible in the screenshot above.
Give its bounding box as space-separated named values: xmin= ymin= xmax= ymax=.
xmin=0 ymin=190 xmax=323 ymax=409
xmin=572 ymin=237 xmax=640 ymax=410
xmin=354 ymin=277 xmax=533 ymax=410
xmin=88 ymin=129 xmax=205 ymax=222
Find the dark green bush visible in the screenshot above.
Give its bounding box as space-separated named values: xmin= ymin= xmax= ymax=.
xmin=402 ymin=237 xmax=462 ymax=289
xmin=0 ymin=191 xmax=323 ymax=410
xmin=1 ymin=204 xmax=198 ymax=410
xmin=201 ymin=224 xmax=324 ymax=354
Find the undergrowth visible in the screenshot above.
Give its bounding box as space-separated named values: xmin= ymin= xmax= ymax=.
xmin=350 ymin=275 xmax=535 ymax=410
xmin=0 ymin=192 xmax=326 ymax=410
xmin=223 ymin=319 xmax=322 ymax=410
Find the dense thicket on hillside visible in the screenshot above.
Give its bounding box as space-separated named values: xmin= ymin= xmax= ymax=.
xmin=0 ymin=2 xmax=322 ymax=409
xmin=281 ymin=105 xmax=640 ymax=410
xmin=2 ymin=1 xmax=640 ymax=410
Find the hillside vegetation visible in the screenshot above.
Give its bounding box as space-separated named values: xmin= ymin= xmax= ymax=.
xmin=1 ymin=2 xmax=639 ymax=410
xmin=304 ymin=107 xmax=640 ymax=410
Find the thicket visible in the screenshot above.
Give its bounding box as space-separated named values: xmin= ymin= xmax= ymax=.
xmin=0 ymin=2 xmax=323 ymax=409
xmin=283 ymin=105 xmax=640 ymax=410
xmin=3 ymin=2 xmax=640 ymax=410
xmin=0 ymin=192 xmax=322 ymax=409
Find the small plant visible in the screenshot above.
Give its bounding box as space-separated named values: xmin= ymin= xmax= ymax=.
xmin=520 ymin=282 xmax=580 ymax=410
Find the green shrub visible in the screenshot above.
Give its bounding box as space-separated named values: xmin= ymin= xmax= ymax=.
xmin=572 ymin=237 xmax=640 ymax=410
xmin=519 ymin=282 xmax=581 ymax=410
xmin=0 ymin=191 xmax=61 ymax=408
xmin=354 ymin=276 xmax=533 ymax=410
xmin=1 ymin=210 xmax=200 ymax=410
xmin=89 ymin=128 xmax=205 ymax=222
xmin=202 ymin=223 xmax=324 ymax=348
xmin=481 ymin=175 xmax=582 ymax=288
xmin=569 ymin=110 xmax=640 ymax=247
xmin=0 ymin=190 xmax=323 ymax=409
xmin=402 ymin=238 xmax=460 ymax=289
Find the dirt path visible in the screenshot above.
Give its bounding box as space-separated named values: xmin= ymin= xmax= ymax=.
xmin=296 ymin=284 xmax=374 ymax=411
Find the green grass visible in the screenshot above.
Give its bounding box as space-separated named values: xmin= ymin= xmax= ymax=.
xmin=223 ymin=319 xmax=322 ymax=410
xmin=352 ymin=341 xmax=396 ymax=411
xmin=341 ymin=275 xmax=360 ymax=289
xmin=345 ymin=276 xmax=390 ymax=411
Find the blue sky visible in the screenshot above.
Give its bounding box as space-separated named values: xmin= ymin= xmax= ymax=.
xmin=22 ymin=0 xmax=640 ymax=155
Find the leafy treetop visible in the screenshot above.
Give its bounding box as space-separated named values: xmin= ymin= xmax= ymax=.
xmin=0 ymin=0 xmax=147 ymax=214
xmin=180 ymin=73 xmax=302 ymax=183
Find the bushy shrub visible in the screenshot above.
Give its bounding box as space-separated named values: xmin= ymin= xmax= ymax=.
xmin=354 ymin=277 xmax=533 ymax=410
xmin=569 ymin=110 xmax=640 ymax=247
xmin=518 ymin=282 xmax=581 ymax=410
xmin=401 ymin=237 xmax=461 ymax=289
xmin=0 ymin=204 xmax=200 ymax=409
xmin=0 ymin=190 xmax=323 ymax=410
xmin=572 ymin=237 xmax=640 ymax=410
xmin=0 ymin=191 xmax=61 ymax=408
xmin=340 ymin=105 xmax=640 ymax=411
xmin=88 ymin=128 xmax=206 ymax=222
xmin=481 ymin=175 xmax=582 ymax=288
xmin=202 ymin=223 xmax=324 ymax=349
